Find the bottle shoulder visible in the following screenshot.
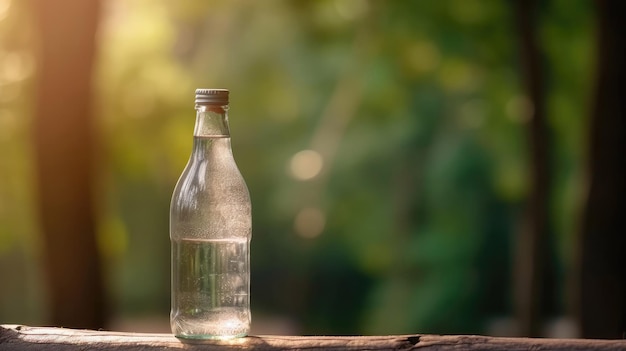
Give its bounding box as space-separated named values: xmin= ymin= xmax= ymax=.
xmin=170 ymin=143 xmax=251 ymax=218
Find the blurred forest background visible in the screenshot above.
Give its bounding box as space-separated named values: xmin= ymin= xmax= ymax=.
xmin=0 ymin=0 xmax=624 ymax=339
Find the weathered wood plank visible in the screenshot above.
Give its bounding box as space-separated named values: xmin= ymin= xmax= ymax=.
xmin=1 ymin=325 xmax=625 ymax=350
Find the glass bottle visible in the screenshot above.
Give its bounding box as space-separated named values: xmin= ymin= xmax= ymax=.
xmin=170 ymin=89 xmax=252 ymax=339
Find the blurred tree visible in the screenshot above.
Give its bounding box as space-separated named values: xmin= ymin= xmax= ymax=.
xmin=32 ymin=0 xmax=106 ymax=328
xmin=513 ymin=0 xmax=557 ymax=337
xmin=577 ymin=0 xmax=626 ymax=339
xmin=0 ymin=0 xmax=43 ymax=325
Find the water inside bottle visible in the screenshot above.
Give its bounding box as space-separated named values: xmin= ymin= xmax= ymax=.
xmin=171 ymin=238 xmax=250 ymax=339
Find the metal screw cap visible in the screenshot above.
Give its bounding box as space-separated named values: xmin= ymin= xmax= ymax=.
xmin=195 ymin=89 xmax=229 ymax=105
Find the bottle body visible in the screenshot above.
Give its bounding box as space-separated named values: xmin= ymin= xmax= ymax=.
xmin=170 ymin=92 xmax=251 ymax=339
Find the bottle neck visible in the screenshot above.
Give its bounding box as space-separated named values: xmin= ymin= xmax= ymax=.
xmin=194 ymin=104 xmax=230 ymax=137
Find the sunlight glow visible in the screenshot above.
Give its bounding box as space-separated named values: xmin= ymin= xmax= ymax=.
xmin=0 ymin=0 xmax=10 ymax=22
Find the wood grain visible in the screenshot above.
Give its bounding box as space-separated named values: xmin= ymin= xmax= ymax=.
xmin=1 ymin=325 xmax=625 ymax=350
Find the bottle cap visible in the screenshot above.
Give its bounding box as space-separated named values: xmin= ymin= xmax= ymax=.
xmin=195 ymin=89 xmax=229 ymax=105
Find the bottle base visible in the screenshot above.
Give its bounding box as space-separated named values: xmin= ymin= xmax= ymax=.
xmin=175 ymin=332 xmax=248 ymax=341
xmin=171 ymin=313 xmax=250 ymax=341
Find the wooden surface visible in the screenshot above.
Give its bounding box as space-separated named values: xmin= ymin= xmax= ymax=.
xmin=1 ymin=325 xmax=625 ymax=350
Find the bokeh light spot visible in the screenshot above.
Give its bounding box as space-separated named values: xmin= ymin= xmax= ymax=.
xmin=334 ymin=0 xmax=368 ymax=21
xmin=404 ymin=41 xmax=440 ymax=76
xmin=506 ymin=95 xmax=534 ymax=123
xmin=289 ymin=149 xmax=324 ymax=181
xmin=294 ymin=207 xmax=326 ymax=239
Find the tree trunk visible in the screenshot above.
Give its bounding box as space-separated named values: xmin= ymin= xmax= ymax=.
xmin=577 ymin=0 xmax=626 ymax=339
xmin=32 ymin=0 xmax=106 ymax=329
xmin=513 ymin=0 xmax=555 ymax=337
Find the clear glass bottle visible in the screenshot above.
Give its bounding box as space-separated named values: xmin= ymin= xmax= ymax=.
xmin=170 ymin=89 xmax=252 ymax=339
